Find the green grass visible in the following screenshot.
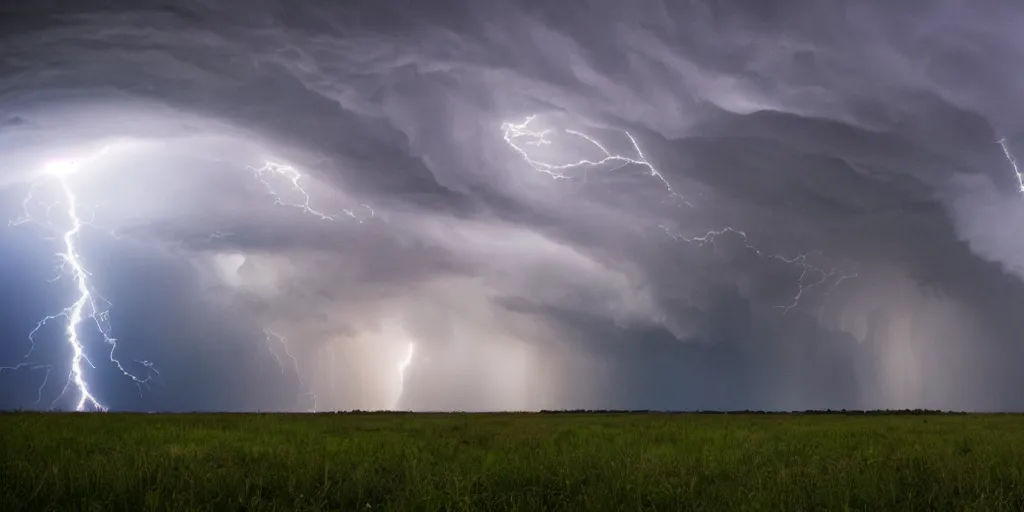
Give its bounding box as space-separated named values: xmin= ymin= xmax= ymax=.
xmin=3 ymin=412 xmax=1024 ymax=511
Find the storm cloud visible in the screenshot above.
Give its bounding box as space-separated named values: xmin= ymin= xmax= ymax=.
xmin=2 ymin=0 xmax=1024 ymax=412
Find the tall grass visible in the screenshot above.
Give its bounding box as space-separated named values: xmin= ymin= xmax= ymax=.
xmin=2 ymin=412 xmax=1023 ymax=511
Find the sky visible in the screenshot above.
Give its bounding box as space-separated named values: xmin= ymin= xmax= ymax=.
xmin=2 ymin=0 xmax=1024 ymax=412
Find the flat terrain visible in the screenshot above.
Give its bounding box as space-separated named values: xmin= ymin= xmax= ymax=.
xmin=2 ymin=412 xmax=1024 ymax=511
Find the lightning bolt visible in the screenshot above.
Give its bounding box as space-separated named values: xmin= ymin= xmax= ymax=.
xmin=997 ymin=138 xmax=1024 ymax=194
xmin=262 ymin=328 xmax=317 ymax=412
xmin=393 ymin=342 xmax=415 ymax=410
xmin=502 ymin=115 xmax=856 ymax=314
xmin=4 ymin=146 xmax=159 ymax=411
xmin=4 ymin=146 xmax=368 ymax=410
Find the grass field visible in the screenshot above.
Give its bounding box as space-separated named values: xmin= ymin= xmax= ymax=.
xmin=3 ymin=412 xmax=1024 ymax=511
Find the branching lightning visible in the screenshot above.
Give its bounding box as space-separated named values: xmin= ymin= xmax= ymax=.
xmin=4 ymin=147 xmax=370 ymax=410
xmin=262 ymin=328 xmax=317 ymax=412
xmin=502 ymin=115 xmax=692 ymax=207
xmin=250 ymin=161 xmax=375 ymax=222
xmin=0 ymin=363 xmax=51 ymax=404
xmin=502 ymin=115 xmax=856 ymax=314
xmin=4 ymin=147 xmax=159 ymax=411
xmin=658 ymin=226 xmax=857 ymax=312
xmin=246 ymin=159 xmax=382 ymax=412
xmin=997 ymin=138 xmax=1024 ymax=194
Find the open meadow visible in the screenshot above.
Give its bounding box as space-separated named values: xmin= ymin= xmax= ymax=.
xmin=2 ymin=412 xmax=1024 ymax=511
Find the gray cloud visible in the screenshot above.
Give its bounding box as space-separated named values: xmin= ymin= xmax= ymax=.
xmin=2 ymin=0 xmax=1024 ymax=411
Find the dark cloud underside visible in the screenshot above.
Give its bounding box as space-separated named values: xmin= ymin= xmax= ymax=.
xmin=2 ymin=0 xmax=1024 ymax=412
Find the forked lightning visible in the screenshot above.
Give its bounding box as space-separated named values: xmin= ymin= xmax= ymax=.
xmin=3 ymin=147 xmax=159 ymax=410
xmin=263 ymin=328 xmax=318 ymax=412
xmin=502 ymin=115 xmax=856 ymax=313
xmin=3 ymin=144 xmax=364 ymax=410
xmin=502 ymin=115 xmax=691 ymax=207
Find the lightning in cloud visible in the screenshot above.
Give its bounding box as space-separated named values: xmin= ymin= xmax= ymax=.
xmin=772 ymin=254 xmax=855 ymax=313
xmin=997 ymin=138 xmax=1024 ymax=194
xmin=250 ymin=161 xmax=375 ymax=222
xmin=658 ymin=226 xmax=857 ymax=312
xmin=502 ymin=115 xmax=692 ymax=207
xmin=501 ymin=114 xmax=856 ymax=314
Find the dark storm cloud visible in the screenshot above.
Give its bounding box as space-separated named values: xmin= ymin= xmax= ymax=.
xmin=2 ymin=0 xmax=1024 ymax=411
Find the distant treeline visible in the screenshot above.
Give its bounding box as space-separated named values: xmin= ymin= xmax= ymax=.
xmin=0 ymin=408 xmax=982 ymax=415
xmin=532 ymin=409 xmax=972 ymax=415
xmin=336 ymin=409 xmax=974 ymax=415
